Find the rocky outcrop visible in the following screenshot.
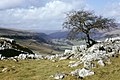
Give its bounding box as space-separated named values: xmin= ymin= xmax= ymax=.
xmin=0 ymin=37 xmax=15 ymax=43
xmin=0 ymin=37 xmax=36 ymax=60
xmin=51 ymin=37 xmax=120 ymax=79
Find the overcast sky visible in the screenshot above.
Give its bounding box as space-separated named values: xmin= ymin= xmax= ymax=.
xmin=0 ymin=0 xmax=120 ymax=31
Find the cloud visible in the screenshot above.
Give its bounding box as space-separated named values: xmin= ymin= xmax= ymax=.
xmin=102 ymin=2 xmax=120 ymax=22
xmin=0 ymin=0 xmax=26 ymax=9
xmin=0 ymin=0 xmax=86 ymax=30
xmin=0 ymin=0 xmax=50 ymax=10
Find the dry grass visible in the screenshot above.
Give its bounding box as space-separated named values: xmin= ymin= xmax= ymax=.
xmin=0 ymin=56 xmax=120 ymax=80
xmin=0 ymin=59 xmax=81 ymax=80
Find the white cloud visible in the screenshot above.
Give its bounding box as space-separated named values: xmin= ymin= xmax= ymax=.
xmin=102 ymin=2 xmax=120 ymax=22
xmin=22 ymin=0 xmax=73 ymax=20
xmin=0 ymin=0 xmax=86 ymax=30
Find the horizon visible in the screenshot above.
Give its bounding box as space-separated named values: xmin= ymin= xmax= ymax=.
xmin=0 ymin=0 xmax=120 ymax=31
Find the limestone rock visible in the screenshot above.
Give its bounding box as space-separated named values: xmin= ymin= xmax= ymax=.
xmin=18 ymin=54 xmax=27 ymax=60
xmin=84 ymin=61 xmax=95 ymax=69
xmin=59 ymin=56 xmax=68 ymax=60
xmin=54 ymin=73 xmax=66 ymax=80
xmin=34 ymin=54 xmax=44 ymax=59
xmin=64 ymin=49 xmax=72 ymax=55
xmin=2 ymin=68 xmax=8 ymax=72
xmin=78 ymin=68 xmax=95 ymax=78
xmin=68 ymin=61 xmax=82 ymax=67
xmin=70 ymin=69 xmax=80 ymax=76
xmin=98 ymin=60 xmax=105 ymax=66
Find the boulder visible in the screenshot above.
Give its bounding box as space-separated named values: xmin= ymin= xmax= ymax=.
xmin=69 ymin=61 xmax=76 ymax=64
xmin=1 ymin=56 xmax=5 ymax=60
xmin=72 ymin=46 xmax=80 ymax=52
xmin=105 ymin=37 xmax=120 ymax=42
xmin=64 ymin=49 xmax=72 ymax=55
xmin=18 ymin=54 xmax=27 ymax=60
xmin=27 ymin=54 xmax=35 ymax=59
xmin=84 ymin=61 xmax=95 ymax=69
xmin=54 ymin=73 xmax=66 ymax=80
xmin=59 ymin=54 xmax=74 ymax=60
xmin=97 ymin=59 xmax=105 ymax=66
xmin=70 ymin=69 xmax=80 ymax=76
xmin=0 ymin=37 xmax=15 ymax=43
xmin=87 ymin=44 xmax=99 ymax=53
xmin=111 ymin=37 xmax=120 ymax=42
xmin=80 ymin=50 xmax=107 ymax=62
xmin=59 ymin=56 xmax=68 ymax=60
xmin=78 ymin=68 xmax=95 ymax=78
xmin=34 ymin=54 xmax=44 ymax=59
xmin=45 ymin=55 xmax=55 ymax=60
xmin=2 ymin=68 xmax=8 ymax=72
xmin=68 ymin=61 xmax=82 ymax=67
xmin=105 ymin=38 xmax=112 ymax=42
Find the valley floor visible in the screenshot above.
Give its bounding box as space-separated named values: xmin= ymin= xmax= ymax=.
xmin=0 ymin=56 xmax=120 ymax=80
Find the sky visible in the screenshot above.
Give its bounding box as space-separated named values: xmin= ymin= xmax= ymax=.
xmin=0 ymin=0 xmax=120 ymax=31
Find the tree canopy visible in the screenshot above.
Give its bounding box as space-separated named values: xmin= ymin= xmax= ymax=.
xmin=63 ymin=10 xmax=117 ymax=47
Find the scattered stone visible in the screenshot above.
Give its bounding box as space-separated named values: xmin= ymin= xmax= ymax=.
xmin=27 ymin=54 xmax=35 ymax=59
xmin=18 ymin=54 xmax=27 ymax=60
xmin=69 ymin=61 xmax=76 ymax=64
xmin=45 ymin=55 xmax=55 ymax=60
xmin=68 ymin=61 xmax=82 ymax=67
xmin=13 ymin=58 xmax=19 ymax=62
xmin=54 ymin=73 xmax=66 ymax=80
xmin=106 ymin=59 xmax=112 ymax=64
xmin=52 ymin=60 xmax=57 ymax=62
xmin=84 ymin=61 xmax=95 ymax=69
xmin=64 ymin=49 xmax=72 ymax=55
xmin=56 ymin=65 xmax=59 ymax=67
xmin=59 ymin=57 xmax=68 ymax=60
xmin=70 ymin=69 xmax=80 ymax=76
xmin=78 ymin=68 xmax=95 ymax=78
xmin=34 ymin=54 xmax=44 ymax=59
xmin=98 ymin=60 xmax=105 ymax=66
xmin=0 ymin=37 xmax=15 ymax=43
xmin=12 ymin=66 xmax=15 ymax=68
xmin=2 ymin=68 xmax=8 ymax=72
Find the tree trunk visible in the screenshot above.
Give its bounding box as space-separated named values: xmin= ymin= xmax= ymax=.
xmin=86 ymin=34 xmax=97 ymax=48
xmin=86 ymin=34 xmax=91 ymax=48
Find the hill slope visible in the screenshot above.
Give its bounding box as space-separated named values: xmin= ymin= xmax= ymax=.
xmin=0 ymin=28 xmax=61 ymax=55
xmin=0 ymin=28 xmax=50 ymax=43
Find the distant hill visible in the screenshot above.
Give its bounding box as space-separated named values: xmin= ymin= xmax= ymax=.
xmin=0 ymin=28 xmax=62 ymax=55
xmin=48 ymin=31 xmax=69 ymax=39
xmin=0 ymin=28 xmax=50 ymax=43
xmin=48 ymin=30 xmax=103 ymax=39
xmin=48 ymin=25 xmax=120 ymax=39
xmin=101 ymin=28 xmax=120 ymax=38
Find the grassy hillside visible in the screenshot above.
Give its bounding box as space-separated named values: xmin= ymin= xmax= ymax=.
xmin=16 ymin=39 xmax=62 ymax=55
xmin=0 ymin=56 xmax=120 ymax=80
xmin=0 ymin=28 xmax=50 ymax=43
xmin=0 ymin=28 xmax=62 ymax=55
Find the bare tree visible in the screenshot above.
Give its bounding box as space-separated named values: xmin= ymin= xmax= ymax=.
xmin=63 ymin=10 xmax=117 ymax=47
